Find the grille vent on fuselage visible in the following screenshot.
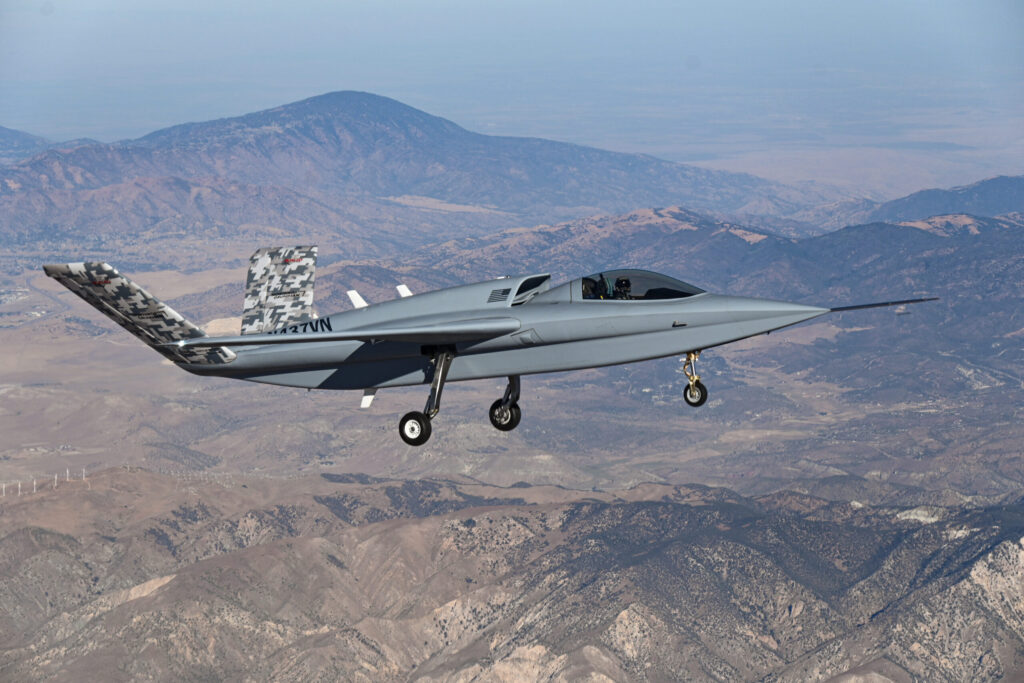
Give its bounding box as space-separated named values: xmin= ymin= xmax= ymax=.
xmin=487 ymin=288 xmax=511 ymax=303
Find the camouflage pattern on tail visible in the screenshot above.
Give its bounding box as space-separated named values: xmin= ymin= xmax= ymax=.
xmin=43 ymin=262 xmax=235 ymax=365
xmin=241 ymin=246 xmax=318 ymax=334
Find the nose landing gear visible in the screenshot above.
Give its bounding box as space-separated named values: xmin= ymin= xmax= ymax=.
xmin=489 ymin=375 xmax=521 ymax=431
xmin=682 ymin=350 xmax=708 ymax=407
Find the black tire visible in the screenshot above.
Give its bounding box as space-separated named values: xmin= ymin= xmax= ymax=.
xmin=683 ymin=380 xmax=708 ymax=407
xmin=399 ymin=411 xmax=432 ymax=446
xmin=489 ymin=399 xmax=522 ymax=431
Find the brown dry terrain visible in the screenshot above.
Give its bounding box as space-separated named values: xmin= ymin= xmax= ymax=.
xmin=2 ymin=468 xmax=1023 ymax=680
xmin=2 ymin=93 xmax=1023 ymax=680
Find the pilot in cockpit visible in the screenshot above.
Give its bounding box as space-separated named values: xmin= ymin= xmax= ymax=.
xmin=613 ymin=276 xmax=631 ymax=299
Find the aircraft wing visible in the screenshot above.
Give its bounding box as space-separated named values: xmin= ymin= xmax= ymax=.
xmin=173 ymin=317 xmax=521 ymax=349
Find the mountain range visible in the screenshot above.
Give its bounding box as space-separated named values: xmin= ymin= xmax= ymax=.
xmin=4 ymin=91 xmax=1021 ymax=264
xmin=3 ymin=91 xmax=1023 ymax=681
xmin=0 ymin=91 xmax=830 ymax=257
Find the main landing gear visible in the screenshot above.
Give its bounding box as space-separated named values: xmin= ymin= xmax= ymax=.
xmin=398 ymin=351 xmax=524 ymax=446
xmin=489 ymin=376 xmax=521 ymax=431
xmin=682 ymin=350 xmax=708 ymax=407
xmin=399 ymin=348 xmax=453 ymax=446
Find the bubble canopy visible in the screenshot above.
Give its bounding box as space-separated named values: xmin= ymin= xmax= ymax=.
xmin=581 ymin=269 xmax=704 ymax=301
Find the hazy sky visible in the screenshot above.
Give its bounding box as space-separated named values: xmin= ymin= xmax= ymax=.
xmin=1 ymin=0 xmax=1022 ymax=194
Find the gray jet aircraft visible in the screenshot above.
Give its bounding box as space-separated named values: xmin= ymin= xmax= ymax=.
xmin=44 ymin=246 xmax=936 ymax=445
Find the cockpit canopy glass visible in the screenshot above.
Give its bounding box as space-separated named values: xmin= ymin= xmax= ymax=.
xmin=581 ymin=269 xmax=703 ymax=301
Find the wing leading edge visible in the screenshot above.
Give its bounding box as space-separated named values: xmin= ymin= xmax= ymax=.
xmin=172 ymin=317 xmax=522 ymax=349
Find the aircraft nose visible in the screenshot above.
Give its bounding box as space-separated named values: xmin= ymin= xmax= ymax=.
xmin=724 ymin=296 xmax=830 ymax=326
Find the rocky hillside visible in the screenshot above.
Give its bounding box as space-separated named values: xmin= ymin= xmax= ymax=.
xmin=1 ymin=469 xmax=1022 ymax=681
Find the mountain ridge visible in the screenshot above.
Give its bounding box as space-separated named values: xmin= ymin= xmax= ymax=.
xmin=135 ymin=90 xmax=470 ymax=149
xmin=869 ymin=174 xmax=1024 ymax=222
xmin=4 ymin=94 xmax=1020 ymax=248
xmin=0 ymin=125 xmax=101 ymax=166
xmin=0 ymin=125 xmax=51 ymax=164
xmin=797 ymin=174 xmax=1024 ymax=229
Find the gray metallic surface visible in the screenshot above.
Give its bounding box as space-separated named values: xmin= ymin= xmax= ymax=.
xmin=180 ymin=287 xmax=827 ymax=389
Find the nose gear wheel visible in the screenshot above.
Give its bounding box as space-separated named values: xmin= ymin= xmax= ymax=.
xmin=682 ymin=351 xmax=708 ymax=407
xmin=683 ymin=380 xmax=708 ymax=407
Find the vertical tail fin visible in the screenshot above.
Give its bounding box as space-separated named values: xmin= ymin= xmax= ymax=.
xmin=242 ymin=246 xmax=318 ymax=334
xmin=43 ymin=262 xmax=235 ymax=365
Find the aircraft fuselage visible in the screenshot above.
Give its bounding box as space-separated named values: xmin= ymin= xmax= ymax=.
xmin=181 ymin=291 xmax=828 ymax=390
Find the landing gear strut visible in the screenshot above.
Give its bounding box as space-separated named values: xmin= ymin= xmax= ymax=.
xmin=399 ymin=348 xmax=454 ymax=446
xmin=489 ymin=375 xmax=521 ymax=431
xmin=682 ymin=350 xmax=708 ymax=407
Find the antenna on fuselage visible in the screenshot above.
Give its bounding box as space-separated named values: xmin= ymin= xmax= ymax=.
xmin=396 ymin=284 xmax=412 ymax=298
xmin=360 ymin=389 xmax=377 ymax=409
xmin=347 ymin=290 xmax=369 ymax=309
